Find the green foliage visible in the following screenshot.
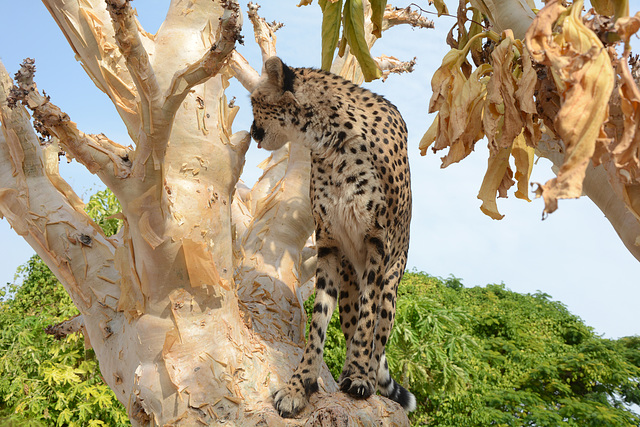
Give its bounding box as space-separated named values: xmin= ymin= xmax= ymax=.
xmin=307 ymin=272 xmax=640 ymax=426
xmin=0 ymin=189 xmax=127 ymax=426
xmin=83 ymin=189 xmax=123 ymax=237
xmin=315 ymin=0 xmax=382 ymax=81
xmin=0 ymin=256 xmax=129 ymax=426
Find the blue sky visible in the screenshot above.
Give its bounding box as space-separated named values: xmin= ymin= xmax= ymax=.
xmin=1 ymin=0 xmax=639 ymax=339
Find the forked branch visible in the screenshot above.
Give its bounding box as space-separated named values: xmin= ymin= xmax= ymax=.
xmin=0 ymin=60 xmax=121 ymax=313
xmin=45 ymin=315 xmax=85 ymax=339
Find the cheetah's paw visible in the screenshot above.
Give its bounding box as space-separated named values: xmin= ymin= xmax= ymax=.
xmin=273 ymin=380 xmax=310 ymax=418
xmin=339 ymin=375 xmax=375 ymax=399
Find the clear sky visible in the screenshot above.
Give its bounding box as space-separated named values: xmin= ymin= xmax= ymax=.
xmin=1 ymin=0 xmax=639 ymax=339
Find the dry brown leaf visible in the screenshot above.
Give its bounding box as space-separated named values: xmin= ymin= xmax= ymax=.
xmin=525 ymin=0 xmax=614 ymax=214
xmin=424 ymin=48 xmax=491 ymax=166
xmin=429 ymin=48 xmax=468 ymax=114
xmin=478 ymin=146 xmax=513 ymax=220
xmin=512 ymin=132 xmax=535 ymax=201
xmin=441 ymin=63 xmax=491 ymax=167
xmin=515 ymin=46 xmax=541 ymax=148
xmin=485 ymin=31 xmax=523 ymax=150
xmin=614 ymin=12 xmax=640 ymax=42
xmin=611 ymin=57 xmax=640 ymax=183
xmin=418 ymin=113 xmax=439 ymax=156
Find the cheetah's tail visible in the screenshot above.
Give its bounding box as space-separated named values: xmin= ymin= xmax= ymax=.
xmin=377 ymin=353 xmax=417 ymax=412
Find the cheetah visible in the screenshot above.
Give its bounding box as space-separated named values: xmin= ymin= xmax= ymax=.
xmin=250 ymin=57 xmax=414 ymax=417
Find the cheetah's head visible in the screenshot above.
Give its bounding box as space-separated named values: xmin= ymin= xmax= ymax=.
xmin=250 ymin=57 xmax=300 ymax=151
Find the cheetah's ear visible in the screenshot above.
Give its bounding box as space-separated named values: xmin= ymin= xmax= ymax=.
xmin=264 ymin=56 xmax=296 ymax=94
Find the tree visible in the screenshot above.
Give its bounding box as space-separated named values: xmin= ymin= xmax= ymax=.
xmin=0 ymin=1 xmax=428 ymax=425
xmin=418 ymin=0 xmax=640 ymax=261
xmin=394 ymin=273 xmax=640 ymax=426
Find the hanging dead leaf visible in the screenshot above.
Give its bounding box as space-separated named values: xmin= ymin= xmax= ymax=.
xmin=614 ymin=12 xmax=640 ymax=42
xmin=485 ymin=31 xmax=523 ymax=150
xmin=611 ymin=56 xmax=640 ymax=183
xmin=525 ymin=0 xmax=615 ymax=214
xmin=478 ymin=146 xmax=514 ymax=220
xmin=512 ymin=131 xmax=535 ymax=201
xmin=441 ymin=63 xmax=491 ymax=167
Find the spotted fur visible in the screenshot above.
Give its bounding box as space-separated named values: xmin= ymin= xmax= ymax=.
xmin=251 ymin=57 xmax=414 ymax=417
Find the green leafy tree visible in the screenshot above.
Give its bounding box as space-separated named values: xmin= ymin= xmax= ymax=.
xmin=0 ymin=190 xmax=126 ymax=426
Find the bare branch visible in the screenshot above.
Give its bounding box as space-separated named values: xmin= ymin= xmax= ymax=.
xmin=374 ymin=55 xmax=417 ymax=81
xmin=7 ymin=59 xmax=132 ymax=187
xmin=383 ymin=5 xmax=435 ymax=30
xmin=247 ymin=3 xmax=278 ymax=62
xmin=163 ymin=0 xmax=244 ymax=115
xmin=42 ymin=0 xmax=140 ymax=134
xmin=105 ymin=0 xmax=161 ymax=135
xmin=226 ymin=50 xmax=261 ymax=93
xmin=45 ymin=315 xmax=85 ymax=339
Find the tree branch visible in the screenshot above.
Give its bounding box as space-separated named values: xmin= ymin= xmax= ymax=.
xmin=163 ymin=0 xmax=244 ymax=116
xmin=226 ymin=50 xmax=261 ymax=93
xmin=536 ymin=134 xmax=640 ymax=262
xmin=236 ymin=142 xmax=314 ymax=344
xmin=0 ymin=60 xmax=121 ymax=313
xmin=105 ymin=0 xmax=161 ymax=135
xmin=247 ymin=3 xmax=278 ymax=62
xmin=45 ymin=315 xmax=85 ymax=339
xmin=383 ymin=4 xmax=435 ymax=30
xmin=374 ymin=54 xmax=417 ymax=81
xmin=6 ymin=59 xmax=132 ymax=189
xmin=42 ymin=0 xmax=140 ymax=135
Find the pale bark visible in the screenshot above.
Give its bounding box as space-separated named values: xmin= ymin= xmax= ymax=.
xmin=0 ymin=1 xmax=415 ymax=425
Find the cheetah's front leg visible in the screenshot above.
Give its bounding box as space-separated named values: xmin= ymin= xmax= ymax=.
xmin=339 ymin=233 xmax=386 ymax=399
xmin=273 ymin=245 xmax=339 ymax=417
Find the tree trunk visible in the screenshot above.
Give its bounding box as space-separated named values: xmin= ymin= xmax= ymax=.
xmin=0 ymin=1 xmax=410 ymax=425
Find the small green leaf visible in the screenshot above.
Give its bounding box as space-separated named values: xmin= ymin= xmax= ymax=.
xmin=319 ymin=0 xmax=343 ymax=71
xmin=343 ymin=0 xmax=382 ymax=81
xmin=370 ymin=0 xmax=387 ymax=38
